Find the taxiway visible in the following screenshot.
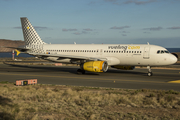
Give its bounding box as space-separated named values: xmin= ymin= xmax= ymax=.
xmin=0 ymin=64 xmax=180 ymax=91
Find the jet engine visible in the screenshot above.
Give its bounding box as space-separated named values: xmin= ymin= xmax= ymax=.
xmin=80 ymin=61 xmax=108 ymax=72
xmin=111 ymin=65 xmax=135 ymax=70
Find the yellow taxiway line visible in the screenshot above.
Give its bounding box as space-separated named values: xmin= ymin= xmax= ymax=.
xmin=168 ymin=80 xmax=180 ymax=83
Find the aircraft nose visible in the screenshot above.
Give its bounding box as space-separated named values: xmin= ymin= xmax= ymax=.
xmin=170 ymin=55 xmax=178 ymax=64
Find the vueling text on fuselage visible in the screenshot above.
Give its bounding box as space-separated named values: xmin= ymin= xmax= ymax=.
xmin=108 ymin=45 xmax=140 ymax=51
xmin=108 ymin=45 xmax=127 ymax=50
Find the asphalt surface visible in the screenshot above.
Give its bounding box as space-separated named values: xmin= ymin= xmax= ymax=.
xmin=0 ymin=64 xmax=180 ymax=91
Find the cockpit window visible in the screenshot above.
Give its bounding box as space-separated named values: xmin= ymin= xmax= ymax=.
xmin=164 ymin=50 xmax=169 ymax=53
xmin=157 ymin=50 xmax=170 ymax=54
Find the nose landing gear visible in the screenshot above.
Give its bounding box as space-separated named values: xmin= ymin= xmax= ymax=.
xmin=147 ymin=66 xmax=153 ymax=76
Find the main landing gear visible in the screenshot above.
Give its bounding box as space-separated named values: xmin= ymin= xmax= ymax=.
xmin=77 ymin=69 xmax=85 ymax=74
xmin=147 ymin=66 xmax=153 ymax=76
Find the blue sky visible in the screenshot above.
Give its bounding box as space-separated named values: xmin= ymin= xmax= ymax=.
xmin=0 ymin=0 xmax=180 ymax=47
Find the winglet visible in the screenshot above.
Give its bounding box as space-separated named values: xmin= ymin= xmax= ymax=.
xmin=15 ymin=49 xmax=21 ymax=56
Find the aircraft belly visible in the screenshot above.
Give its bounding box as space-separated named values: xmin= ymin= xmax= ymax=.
xmin=105 ymin=57 xmax=120 ymax=66
xmin=119 ymin=56 xmax=140 ymax=66
xmin=45 ymin=57 xmax=71 ymax=63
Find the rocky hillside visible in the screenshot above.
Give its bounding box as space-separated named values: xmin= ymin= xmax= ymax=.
xmin=0 ymin=39 xmax=25 ymax=52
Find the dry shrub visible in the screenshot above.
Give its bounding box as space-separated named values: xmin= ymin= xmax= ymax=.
xmin=115 ymin=95 xmax=131 ymax=105
xmin=31 ymin=114 xmax=38 ymax=120
xmin=0 ymin=84 xmax=180 ymax=120
xmin=165 ymin=95 xmax=176 ymax=102
xmin=166 ymin=90 xmax=179 ymax=95
xmin=143 ymin=97 xmax=159 ymax=108
xmin=130 ymin=94 xmax=144 ymax=105
xmin=149 ymin=93 xmax=156 ymax=97
xmin=177 ymin=100 xmax=180 ymax=105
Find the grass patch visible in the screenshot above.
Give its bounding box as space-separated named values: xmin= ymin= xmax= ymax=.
xmin=0 ymin=83 xmax=180 ymax=120
xmin=0 ymin=81 xmax=9 ymax=84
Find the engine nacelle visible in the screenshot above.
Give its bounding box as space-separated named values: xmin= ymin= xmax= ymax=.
xmin=111 ymin=65 xmax=135 ymax=70
xmin=80 ymin=61 xmax=108 ymax=72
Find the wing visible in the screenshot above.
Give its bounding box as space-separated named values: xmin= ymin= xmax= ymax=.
xmin=29 ymin=53 xmax=107 ymax=61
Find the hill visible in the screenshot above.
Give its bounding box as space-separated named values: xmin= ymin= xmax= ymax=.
xmin=0 ymin=39 xmax=25 ymax=52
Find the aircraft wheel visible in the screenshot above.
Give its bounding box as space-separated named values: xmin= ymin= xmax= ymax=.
xmin=77 ymin=69 xmax=82 ymax=74
xmin=82 ymin=70 xmax=85 ymax=74
xmin=147 ymin=72 xmax=153 ymax=76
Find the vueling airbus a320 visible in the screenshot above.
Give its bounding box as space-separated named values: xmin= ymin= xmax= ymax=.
xmin=14 ymin=17 xmax=177 ymax=76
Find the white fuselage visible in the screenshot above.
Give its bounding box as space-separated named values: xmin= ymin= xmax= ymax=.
xmin=28 ymin=44 xmax=177 ymax=66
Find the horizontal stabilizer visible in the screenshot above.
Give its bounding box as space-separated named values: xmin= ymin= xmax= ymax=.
xmin=0 ymin=46 xmax=30 ymax=52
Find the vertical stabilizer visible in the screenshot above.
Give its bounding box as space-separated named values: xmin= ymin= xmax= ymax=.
xmin=21 ymin=17 xmax=46 ymax=45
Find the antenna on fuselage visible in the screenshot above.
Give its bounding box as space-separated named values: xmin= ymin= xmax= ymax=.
xmin=147 ymin=42 xmax=149 ymax=45
xmin=74 ymin=42 xmax=76 ymax=44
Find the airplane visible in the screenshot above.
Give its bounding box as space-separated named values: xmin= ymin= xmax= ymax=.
xmin=14 ymin=17 xmax=177 ymax=76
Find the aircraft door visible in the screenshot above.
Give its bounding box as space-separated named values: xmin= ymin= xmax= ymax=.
xmin=143 ymin=47 xmax=150 ymax=59
xmin=100 ymin=49 xmax=103 ymax=55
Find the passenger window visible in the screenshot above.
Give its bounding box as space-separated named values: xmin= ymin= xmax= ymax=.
xmin=127 ymin=51 xmax=128 ymax=53
xmin=134 ymin=51 xmax=136 ymax=53
xmin=137 ymin=51 xmax=139 ymax=53
xmin=129 ymin=51 xmax=131 ymax=53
